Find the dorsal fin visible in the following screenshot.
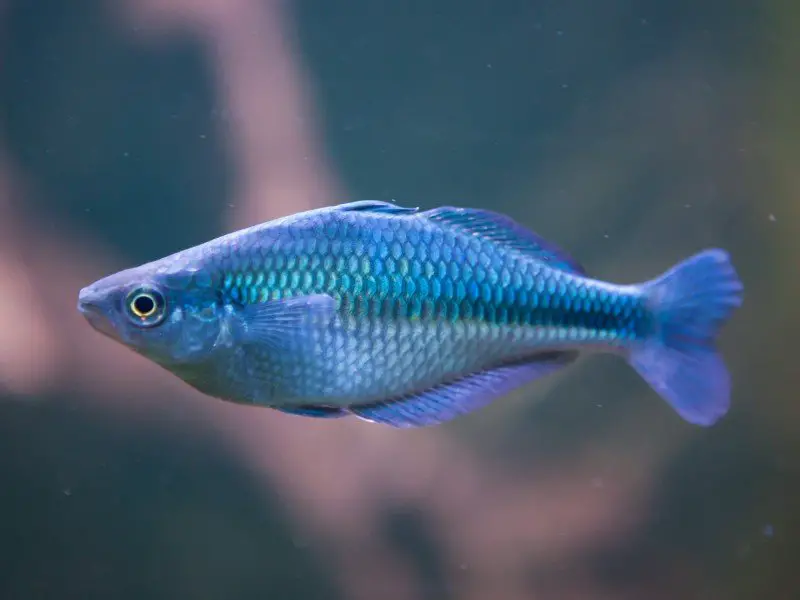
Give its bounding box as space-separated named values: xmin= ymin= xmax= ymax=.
xmin=333 ymin=200 xmax=419 ymax=215
xmin=422 ymin=206 xmax=585 ymax=274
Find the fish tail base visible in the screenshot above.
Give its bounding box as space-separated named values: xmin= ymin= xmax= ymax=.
xmin=628 ymin=249 xmax=743 ymax=426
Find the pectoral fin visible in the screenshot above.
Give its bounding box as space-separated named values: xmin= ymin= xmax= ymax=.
xmin=237 ymin=294 xmax=338 ymax=349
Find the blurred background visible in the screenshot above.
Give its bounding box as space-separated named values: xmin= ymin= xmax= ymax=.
xmin=0 ymin=1 xmax=798 ymax=598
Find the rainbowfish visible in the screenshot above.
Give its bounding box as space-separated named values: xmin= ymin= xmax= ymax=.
xmin=77 ymin=201 xmax=743 ymax=427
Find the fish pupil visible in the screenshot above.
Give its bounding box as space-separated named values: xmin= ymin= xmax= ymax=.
xmin=133 ymin=294 xmax=155 ymax=316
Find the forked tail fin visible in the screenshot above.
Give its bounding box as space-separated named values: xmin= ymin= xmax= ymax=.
xmin=629 ymin=249 xmax=743 ymax=426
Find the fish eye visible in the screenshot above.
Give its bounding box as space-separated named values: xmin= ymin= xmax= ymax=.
xmin=125 ymin=287 xmax=166 ymax=327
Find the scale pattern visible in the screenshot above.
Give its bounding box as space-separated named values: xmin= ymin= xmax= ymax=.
xmin=202 ymin=209 xmax=650 ymax=405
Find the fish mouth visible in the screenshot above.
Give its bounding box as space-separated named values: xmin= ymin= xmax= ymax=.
xmin=77 ymin=286 xmax=119 ymax=341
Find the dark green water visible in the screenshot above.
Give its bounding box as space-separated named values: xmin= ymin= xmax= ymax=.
xmin=1 ymin=1 xmax=797 ymax=598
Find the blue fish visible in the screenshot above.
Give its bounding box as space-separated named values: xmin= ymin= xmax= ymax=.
xmin=77 ymin=201 xmax=743 ymax=427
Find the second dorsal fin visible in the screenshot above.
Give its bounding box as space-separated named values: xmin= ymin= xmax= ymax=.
xmin=422 ymin=206 xmax=585 ymax=274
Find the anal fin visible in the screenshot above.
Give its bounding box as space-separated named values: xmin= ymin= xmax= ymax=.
xmin=350 ymin=351 xmax=577 ymax=428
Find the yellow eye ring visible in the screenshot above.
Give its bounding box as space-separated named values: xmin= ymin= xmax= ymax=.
xmin=125 ymin=287 xmax=166 ymax=326
xmin=130 ymin=293 xmax=158 ymax=318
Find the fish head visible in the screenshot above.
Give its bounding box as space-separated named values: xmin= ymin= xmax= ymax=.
xmin=77 ymin=257 xmax=225 ymax=367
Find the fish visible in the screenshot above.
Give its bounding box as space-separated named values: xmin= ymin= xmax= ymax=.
xmin=77 ymin=200 xmax=743 ymax=428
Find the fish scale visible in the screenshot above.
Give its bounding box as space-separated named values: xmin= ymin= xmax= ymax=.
xmin=78 ymin=200 xmax=743 ymax=428
xmin=206 ymin=210 xmax=637 ymax=404
xmin=221 ymin=218 xmax=636 ymax=340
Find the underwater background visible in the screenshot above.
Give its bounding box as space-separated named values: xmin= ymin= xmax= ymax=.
xmin=0 ymin=1 xmax=798 ymax=598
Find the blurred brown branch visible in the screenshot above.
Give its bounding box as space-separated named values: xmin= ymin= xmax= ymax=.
xmin=119 ymin=0 xmax=342 ymax=228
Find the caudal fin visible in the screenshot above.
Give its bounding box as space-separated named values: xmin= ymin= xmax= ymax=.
xmin=629 ymin=249 xmax=743 ymax=426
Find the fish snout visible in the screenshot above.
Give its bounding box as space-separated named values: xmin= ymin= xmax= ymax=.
xmin=77 ymin=285 xmax=103 ymax=315
xmin=77 ymin=285 xmax=119 ymax=339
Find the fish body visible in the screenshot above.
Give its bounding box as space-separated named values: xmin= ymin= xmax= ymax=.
xmin=78 ymin=201 xmax=743 ymax=427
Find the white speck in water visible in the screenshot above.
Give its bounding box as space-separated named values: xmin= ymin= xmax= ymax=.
xmin=556 ymin=30 xmax=564 ymax=36
xmin=487 ymin=63 xmax=493 ymax=69
xmin=561 ymin=83 xmax=569 ymax=89
xmin=596 ymin=403 xmax=603 ymax=408
xmin=603 ymin=233 xmax=609 ymax=239
xmin=63 ymin=488 xmax=72 ymax=496
xmin=459 ymin=563 xmax=468 ymax=570
xmin=199 ymin=133 xmax=207 ymax=139
xmin=123 ymin=152 xmax=129 ymax=158
xmin=768 ymin=213 xmax=776 ymax=222
xmin=591 ymin=477 xmax=604 ymax=488
xmin=684 ymin=203 xmax=692 ymax=208
xmin=762 ymin=524 xmax=774 ymax=538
